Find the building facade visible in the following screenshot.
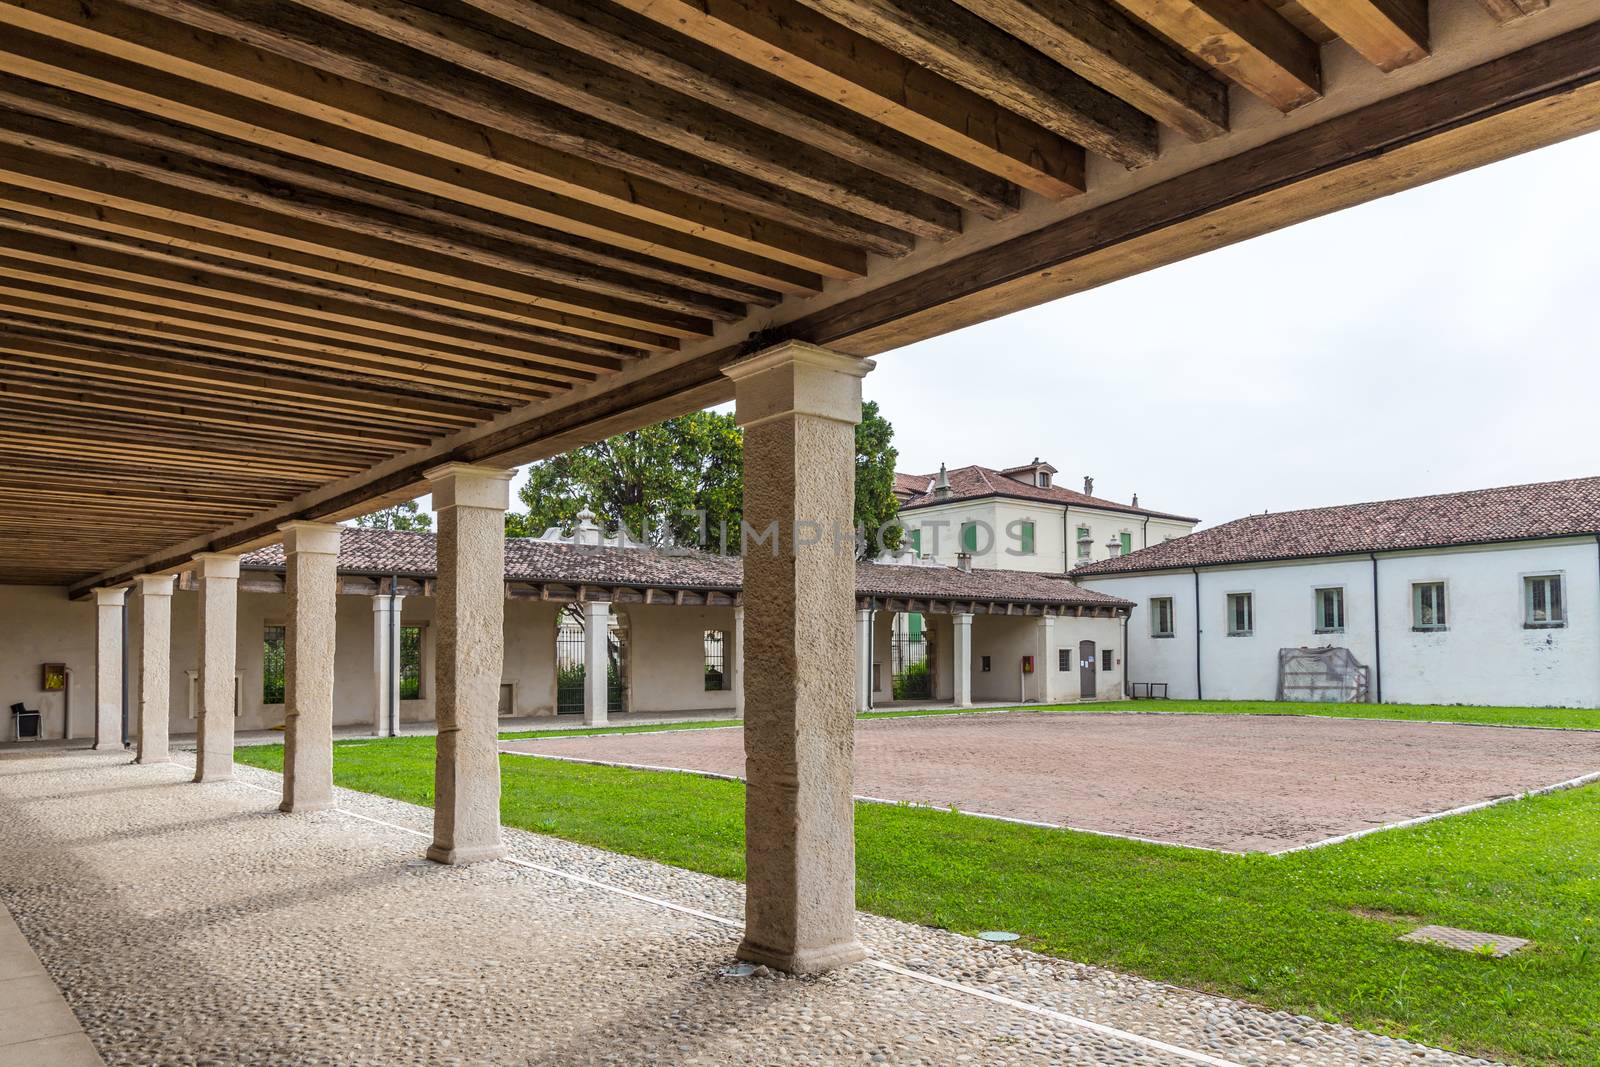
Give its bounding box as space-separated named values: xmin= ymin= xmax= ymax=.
xmin=894 ymin=461 xmax=1198 ymax=572
xmin=1075 ymin=478 xmax=1600 ymax=709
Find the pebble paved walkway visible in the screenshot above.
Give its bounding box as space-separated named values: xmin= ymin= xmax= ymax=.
xmin=0 ymin=749 xmax=1506 ymax=1067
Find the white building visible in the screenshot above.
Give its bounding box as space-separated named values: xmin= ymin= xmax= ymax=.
xmin=894 ymin=460 xmax=1198 ymax=572
xmin=1074 ymin=477 xmax=1600 ymax=709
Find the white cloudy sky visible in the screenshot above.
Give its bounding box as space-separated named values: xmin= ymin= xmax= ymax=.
xmin=476 ymin=129 xmax=1598 ymax=531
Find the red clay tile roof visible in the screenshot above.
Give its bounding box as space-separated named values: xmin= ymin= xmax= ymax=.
xmin=1073 ymin=476 xmax=1600 ymax=575
xmin=242 ymin=529 xmax=1126 ymax=608
xmin=897 ymin=464 xmax=1198 ymax=522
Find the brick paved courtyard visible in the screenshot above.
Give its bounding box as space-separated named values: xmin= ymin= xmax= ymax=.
xmin=502 ymin=712 xmax=1600 ymax=852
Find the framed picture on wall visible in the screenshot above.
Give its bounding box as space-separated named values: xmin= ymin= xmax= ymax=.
xmin=41 ymin=663 xmax=66 ymax=691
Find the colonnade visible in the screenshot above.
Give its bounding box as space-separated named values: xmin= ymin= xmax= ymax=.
xmin=88 ymin=342 xmax=871 ymax=975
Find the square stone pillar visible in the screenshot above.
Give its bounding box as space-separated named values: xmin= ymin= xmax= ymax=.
xmin=582 ymin=600 xmax=611 ymax=726
xmin=133 ymin=575 xmax=175 ymax=764
xmin=427 ymin=462 xmax=514 ymax=865
xmin=372 ymin=590 xmax=405 ymax=737
xmin=93 ymin=587 xmax=126 ymax=752
xmin=279 ymin=522 xmax=342 ymax=814
xmin=725 ymin=341 xmax=873 ymax=975
xmin=855 ymin=608 xmax=873 ymax=712
xmin=193 ymin=553 xmax=240 ymax=783
xmin=1035 ymin=615 xmax=1056 ymax=704
xmin=953 ymin=613 xmax=974 ymax=707
xmin=731 ymin=604 xmax=745 ymax=720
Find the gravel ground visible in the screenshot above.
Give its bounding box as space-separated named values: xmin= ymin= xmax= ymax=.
xmin=501 ymin=711 xmax=1600 ymax=852
xmin=0 ymin=748 xmax=1505 ymax=1067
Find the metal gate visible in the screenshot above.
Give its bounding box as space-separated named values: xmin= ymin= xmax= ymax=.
xmin=555 ymin=606 xmax=627 ymax=715
xmin=891 ymin=613 xmax=932 ymax=699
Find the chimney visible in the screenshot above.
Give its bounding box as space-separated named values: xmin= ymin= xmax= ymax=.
xmin=1105 ymin=535 xmax=1121 ymax=558
xmin=1132 ymin=492 xmax=1139 ymax=507
xmin=574 ymin=507 xmax=601 ymax=546
xmin=932 ymin=462 xmax=952 ymax=499
xmin=955 ymin=552 xmax=972 ymax=573
xmin=1083 ymin=475 xmax=1094 ymax=496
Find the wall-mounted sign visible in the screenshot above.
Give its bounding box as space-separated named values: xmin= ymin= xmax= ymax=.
xmin=41 ymin=663 xmax=66 ymax=691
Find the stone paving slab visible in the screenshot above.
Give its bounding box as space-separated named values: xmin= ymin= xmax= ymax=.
xmin=0 ymin=749 xmax=1505 ymax=1067
xmin=1400 ymin=926 xmax=1531 ymax=957
xmin=0 ymin=898 xmax=105 ymax=1067
xmin=502 ymin=711 xmax=1600 ymax=852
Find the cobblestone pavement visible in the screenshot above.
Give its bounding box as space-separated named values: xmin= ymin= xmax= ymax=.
xmin=0 ymin=749 xmax=1506 ymax=1067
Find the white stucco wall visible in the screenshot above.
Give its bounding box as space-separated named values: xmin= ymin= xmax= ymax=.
xmin=622 ymin=604 xmax=739 ymax=714
xmin=903 ymin=499 xmax=1196 ymax=573
xmin=0 ymin=585 xmax=98 ymax=741
xmin=1079 ymin=538 xmax=1600 ymax=708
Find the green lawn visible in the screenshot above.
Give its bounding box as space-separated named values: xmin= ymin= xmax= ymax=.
xmin=237 ymin=700 xmax=1600 ymax=1065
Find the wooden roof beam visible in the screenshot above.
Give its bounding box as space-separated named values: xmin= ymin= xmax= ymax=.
xmin=610 ymin=0 xmax=1085 ymax=199
xmin=0 ymin=0 xmax=866 ymax=279
xmin=953 ymin=0 xmax=1228 ymax=141
xmin=1479 ymin=0 xmax=1549 ymax=20
xmin=1296 ymin=0 xmax=1427 ymax=71
xmin=797 ymin=0 xmax=1158 ymax=167
xmin=1111 ymin=0 xmax=1321 ymax=113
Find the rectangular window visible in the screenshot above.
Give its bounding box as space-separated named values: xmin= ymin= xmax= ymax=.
xmin=1150 ymin=596 xmax=1175 ymax=637
xmin=1119 ymin=531 xmax=1132 ymax=555
xmin=1018 ymin=520 xmax=1035 ymax=555
xmin=1058 ymin=648 xmax=1070 ymax=671
xmin=262 ymin=625 xmax=285 ymax=705
xmin=1315 ymin=587 xmax=1345 ymax=632
xmin=1226 ymin=593 xmax=1253 ymax=636
xmin=704 ymin=630 xmax=726 ymax=691
xmin=399 ymin=625 xmax=424 ymax=699
xmin=980 ymin=655 xmax=992 ymax=672
xmin=960 ymin=521 xmax=979 ymax=553
xmin=908 ymin=528 xmax=921 ymax=555
xmin=1101 ymin=649 xmax=1113 ymax=671
xmin=1413 ymin=582 xmax=1447 ymax=631
xmin=1525 ymin=575 xmax=1565 ymax=627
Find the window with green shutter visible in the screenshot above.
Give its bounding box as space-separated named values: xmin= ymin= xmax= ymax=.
xmin=1019 ymin=520 xmax=1035 ymax=554
xmin=908 ymin=528 xmax=921 ymax=555
xmin=1119 ymin=531 xmax=1132 ymax=555
xmin=960 ymin=521 xmax=978 ymax=553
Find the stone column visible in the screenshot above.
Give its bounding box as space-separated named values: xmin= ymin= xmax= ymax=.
xmin=279 ymin=522 xmax=342 ymax=814
xmin=854 ymin=608 xmax=873 ymax=711
xmin=582 ymin=599 xmax=610 ymax=726
xmin=1035 ymin=615 xmax=1056 ymax=704
xmin=193 ymin=553 xmax=240 ymax=783
xmin=93 ymin=587 xmax=126 ymax=752
xmin=372 ymin=590 xmax=405 ymax=736
xmin=953 ymin=613 xmax=974 ymax=707
xmin=731 ymin=604 xmax=745 ymax=720
xmin=427 ymin=462 xmax=514 ymax=865
xmin=133 ymin=575 xmax=175 ymax=764
xmin=725 ymin=341 xmax=872 ymax=975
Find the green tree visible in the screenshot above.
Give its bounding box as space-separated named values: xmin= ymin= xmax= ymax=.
xmin=353 ymin=500 xmax=432 ymax=532
xmin=507 ymin=411 xmax=742 ymax=547
xmin=504 ymin=403 xmax=900 ymax=558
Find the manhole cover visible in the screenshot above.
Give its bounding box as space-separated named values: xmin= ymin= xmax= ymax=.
xmin=1401 ymin=925 xmax=1530 ymax=957
xmin=978 ymin=931 xmax=1020 ymax=943
xmin=719 ymin=963 xmax=757 ymax=977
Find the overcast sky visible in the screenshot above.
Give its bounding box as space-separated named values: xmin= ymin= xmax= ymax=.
xmin=867 ymin=128 xmax=1600 ymax=528
xmin=479 ymin=130 xmax=1597 ymax=531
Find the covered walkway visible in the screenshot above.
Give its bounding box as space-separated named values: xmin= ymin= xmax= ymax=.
xmin=0 ymin=747 xmax=1483 ymax=1067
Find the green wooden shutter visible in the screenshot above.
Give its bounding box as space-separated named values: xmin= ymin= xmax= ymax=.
xmin=1120 ymin=532 xmax=1132 ymax=554
xmin=1020 ymin=521 xmax=1034 ymax=554
xmin=909 ymin=528 xmax=921 ymax=554
xmin=961 ymin=522 xmax=978 ymax=552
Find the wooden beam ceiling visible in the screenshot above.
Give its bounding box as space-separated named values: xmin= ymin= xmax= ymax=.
xmin=0 ymin=0 xmax=1584 ymax=589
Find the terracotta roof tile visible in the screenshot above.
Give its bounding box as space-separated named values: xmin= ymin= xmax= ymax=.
xmin=242 ymin=529 xmax=1125 ymax=608
xmin=1074 ymin=476 xmax=1600 ymax=575
xmin=897 ymin=465 xmax=1197 ymax=522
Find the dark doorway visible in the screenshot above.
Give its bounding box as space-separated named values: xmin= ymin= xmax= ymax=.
xmin=1079 ymin=640 xmax=1097 ymax=699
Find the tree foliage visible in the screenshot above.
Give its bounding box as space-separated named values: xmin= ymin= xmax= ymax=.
xmin=353 ymin=500 xmax=432 ymax=532
xmin=505 ymin=403 xmax=902 ymax=558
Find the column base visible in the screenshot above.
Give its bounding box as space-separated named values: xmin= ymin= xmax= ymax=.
xmin=193 ymin=770 xmax=233 ymax=784
xmin=426 ymin=842 xmax=508 ymax=865
xmin=736 ymin=937 xmax=869 ymax=975
xmin=135 ymin=755 xmax=170 ymax=765
xmin=92 ymin=742 xmax=121 ymax=752
xmin=583 ymin=712 xmax=609 ymax=727
xmin=279 ymin=799 xmax=334 ymax=814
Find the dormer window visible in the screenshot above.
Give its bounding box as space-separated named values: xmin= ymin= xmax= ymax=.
xmin=1036 ymin=471 xmax=1051 ymax=488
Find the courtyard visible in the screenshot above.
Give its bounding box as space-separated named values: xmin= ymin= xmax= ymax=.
xmin=499 ymin=710 xmax=1600 ymax=853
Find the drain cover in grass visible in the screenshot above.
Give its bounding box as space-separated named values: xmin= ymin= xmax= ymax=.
xmin=1401 ymin=925 xmax=1529 ymax=957
xmin=978 ymin=931 xmax=1020 ymax=943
